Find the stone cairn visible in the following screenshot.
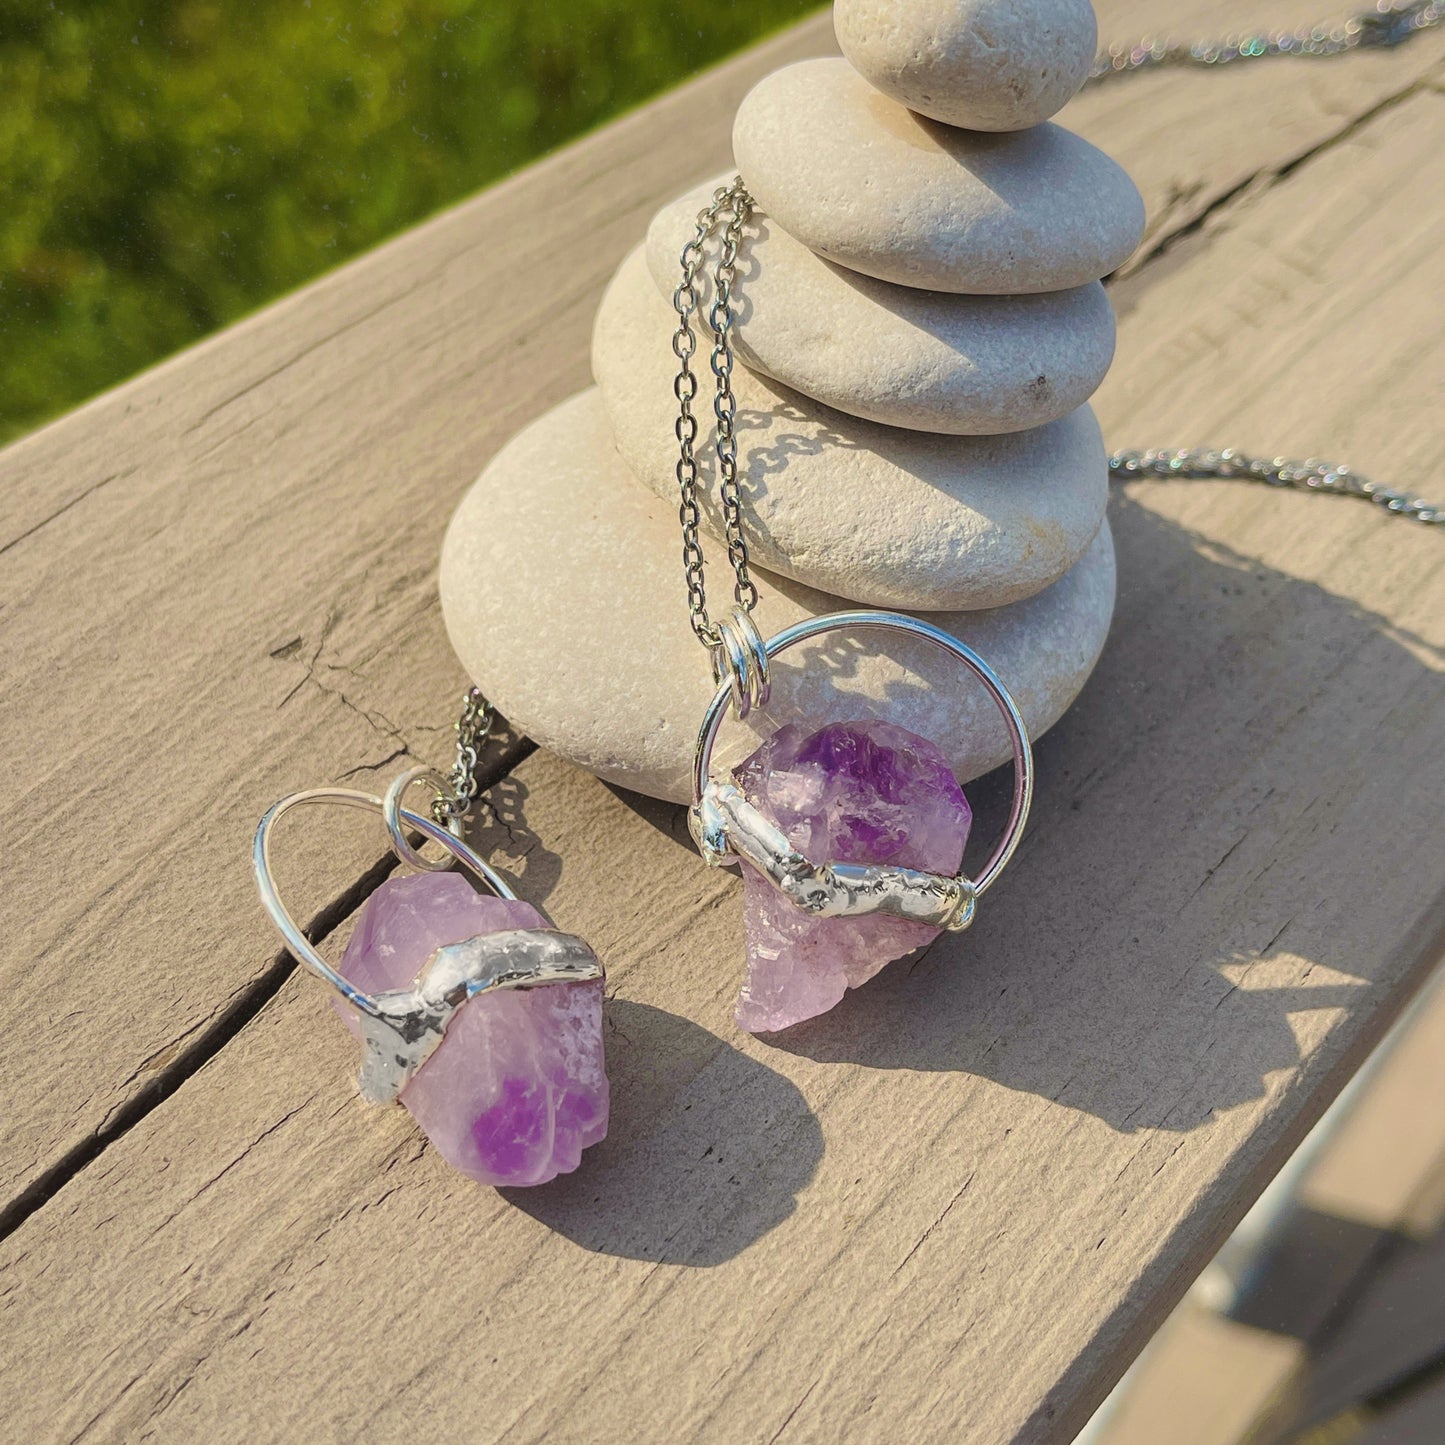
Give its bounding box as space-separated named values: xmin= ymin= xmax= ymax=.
xmin=441 ymin=0 xmax=1145 ymax=806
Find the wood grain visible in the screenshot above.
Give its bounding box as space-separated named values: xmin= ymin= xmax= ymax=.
xmin=0 ymin=12 xmax=840 ymax=1218
xmin=2 ymin=4 xmax=1445 ymax=1442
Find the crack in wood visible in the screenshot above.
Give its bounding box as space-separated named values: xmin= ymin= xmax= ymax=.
xmin=4 ymin=29 xmax=1445 ymax=1428
xmin=1115 ymin=64 xmax=1443 ymax=289
xmin=0 ymin=742 xmax=534 ymax=1240
xmin=0 ymin=469 xmax=134 ymax=558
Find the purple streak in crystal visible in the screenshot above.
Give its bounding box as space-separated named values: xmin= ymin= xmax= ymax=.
xmin=335 ymin=871 xmax=607 ymax=1186
xmin=733 ymin=719 xmax=971 ymax=1033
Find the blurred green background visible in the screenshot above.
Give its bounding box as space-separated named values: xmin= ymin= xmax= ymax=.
xmin=0 ymin=0 xmax=818 ymax=445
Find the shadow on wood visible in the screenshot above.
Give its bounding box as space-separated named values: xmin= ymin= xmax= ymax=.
xmin=505 ymin=1000 xmax=824 ymax=1266
xmin=610 ymin=492 xmax=1444 ymax=1150
xmin=461 ymin=768 xmax=565 ymax=905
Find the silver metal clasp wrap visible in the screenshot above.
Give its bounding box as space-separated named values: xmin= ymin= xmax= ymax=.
xmin=709 ymin=605 xmax=770 ymax=720
xmin=252 ymin=784 xmax=604 ymax=1105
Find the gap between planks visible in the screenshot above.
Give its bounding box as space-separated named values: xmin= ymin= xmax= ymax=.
xmin=5 ymin=0 xmax=1442 ymax=1232
xmin=0 ymin=736 xmax=532 ymax=1241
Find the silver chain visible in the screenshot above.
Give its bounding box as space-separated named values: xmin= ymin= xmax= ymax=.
xmin=1109 ymin=449 xmax=1442 ymax=524
xmin=430 ymin=686 xmax=495 ymax=827
xmin=420 ymin=6 xmax=1442 ymax=806
xmin=1093 ymin=0 xmax=1442 ymax=527
xmin=671 ymin=177 xmax=759 ymax=649
xmin=414 ymin=3 xmax=1444 ymax=824
xmin=1090 ymin=0 xmax=1442 ymax=78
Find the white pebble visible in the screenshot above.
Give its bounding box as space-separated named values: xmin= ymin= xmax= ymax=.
xmin=733 ymin=59 xmax=1145 ymax=293
xmin=646 ymin=178 xmax=1116 ymax=435
xmin=835 ymin=0 xmax=1098 ymax=131
xmin=597 ymin=243 xmax=1108 ymax=611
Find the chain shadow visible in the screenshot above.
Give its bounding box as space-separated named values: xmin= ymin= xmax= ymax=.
xmin=459 ymin=768 xmax=564 ymax=905
xmin=610 ymin=489 xmax=1445 ymax=1137
xmin=504 ymin=1000 xmax=822 ymax=1266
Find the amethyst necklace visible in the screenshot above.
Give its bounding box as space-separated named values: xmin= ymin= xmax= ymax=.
xmin=248 ymin=6 xmax=1445 ymax=1188
xmin=253 ymin=698 xmax=610 ymax=1187
xmin=671 ymin=181 xmax=1037 ymax=1035
xmin=670 ymin=175 xmax=1443 ymax=1037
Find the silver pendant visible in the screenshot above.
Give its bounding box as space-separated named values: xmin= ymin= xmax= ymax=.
xmin=689 ymin=609 xmax=1034 ymax=1031
xmin=253 ymin=778 xmax=602 ymax=1105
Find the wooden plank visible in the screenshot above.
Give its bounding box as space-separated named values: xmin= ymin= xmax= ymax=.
xmin=3 ymin=42 xmax=1445 ymax=1442
xmin=1302 ymin=1226 xmax=1445 ymax=1423
xmin=1229 ymin=1207 xmax=1397 ymax=1341
xmin=1086 ymin=977 xmax=1445 ymax=1442
xmin=0 ymin=11 xmax=840 ymax=1221
xmin=1064 ymin=0 xmax=1445 ymax=273
xmin=3 ymin=0 xmax=1443 ymax=1227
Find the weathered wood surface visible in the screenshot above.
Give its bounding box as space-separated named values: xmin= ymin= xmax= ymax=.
xmin=2 ymin=3 xmax=1445 ymax=1441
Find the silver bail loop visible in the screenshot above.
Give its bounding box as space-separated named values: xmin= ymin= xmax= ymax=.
xmin=709 ymin=605 xmax=770 ymax=720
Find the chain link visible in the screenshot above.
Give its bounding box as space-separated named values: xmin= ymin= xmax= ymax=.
xmin=408 ymin=6 xmax=1443 ymax=827
xmin=1108 ymin=448 xmax=1444 ymax=524
xmin=1090 ymin=0 xmax=1442 ymax=79
xmin=672 ymin=177 xmax=758 ymax=649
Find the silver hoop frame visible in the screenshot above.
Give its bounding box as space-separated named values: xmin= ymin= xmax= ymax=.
xmin=253 ymin=786 xmax=519 ymax=1018
xmin=382 ymin=765 xmax=463 ymax=874
xmin=690 ymin=610 xmax=1034 ymax=929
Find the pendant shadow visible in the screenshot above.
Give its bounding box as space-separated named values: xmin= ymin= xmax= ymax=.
xmin=503 ymin=1000 xmax=822 ymax=1266
xmin=609 ymin=490 xmax=1445 ymax=1138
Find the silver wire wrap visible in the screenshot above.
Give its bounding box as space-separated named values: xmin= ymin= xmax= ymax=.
xmin=252 ymin=786 xmax=603 ymax=1105
xmin=689 ymin=611 xmax=1034 ymax=933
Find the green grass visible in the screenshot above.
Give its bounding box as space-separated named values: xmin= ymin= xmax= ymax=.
xmin=0 ymin=0 xmax=819 ymax=444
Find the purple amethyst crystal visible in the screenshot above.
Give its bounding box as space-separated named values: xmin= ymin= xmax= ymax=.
xmin=335 ymin=871 xmax=607 ymax=1186
xmin=733 ymin=719 xmax=971 ymax=1032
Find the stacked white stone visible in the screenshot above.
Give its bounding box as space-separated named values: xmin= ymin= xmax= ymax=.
xmin=440 ymin=0 xmax=1146 ymax=803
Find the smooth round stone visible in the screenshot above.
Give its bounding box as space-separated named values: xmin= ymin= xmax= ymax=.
xmin=439 ymin=386 xmax=1116 ymax=805
xmin=594 ymin=243 xmax=1108 ymax=612
xmin=733 ymin=59 xmax=1146 ymax=294
xmin=646 ymin=178 xmax=1115 ymax=435
xmin=835 ymin=0 xmax=1097 ymax=131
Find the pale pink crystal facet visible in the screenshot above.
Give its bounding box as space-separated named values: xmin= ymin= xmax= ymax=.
xmin=733 ymin=719 xmax=971 ymax=1033
xmin=335 ymin=872 xmax=607 ymax=1186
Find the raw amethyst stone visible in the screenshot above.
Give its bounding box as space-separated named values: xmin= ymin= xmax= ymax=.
xmin=335 ymin=871 xmax=607 ymax=1186
xmin=733 ymin=719 xmax=971 ymax=1033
